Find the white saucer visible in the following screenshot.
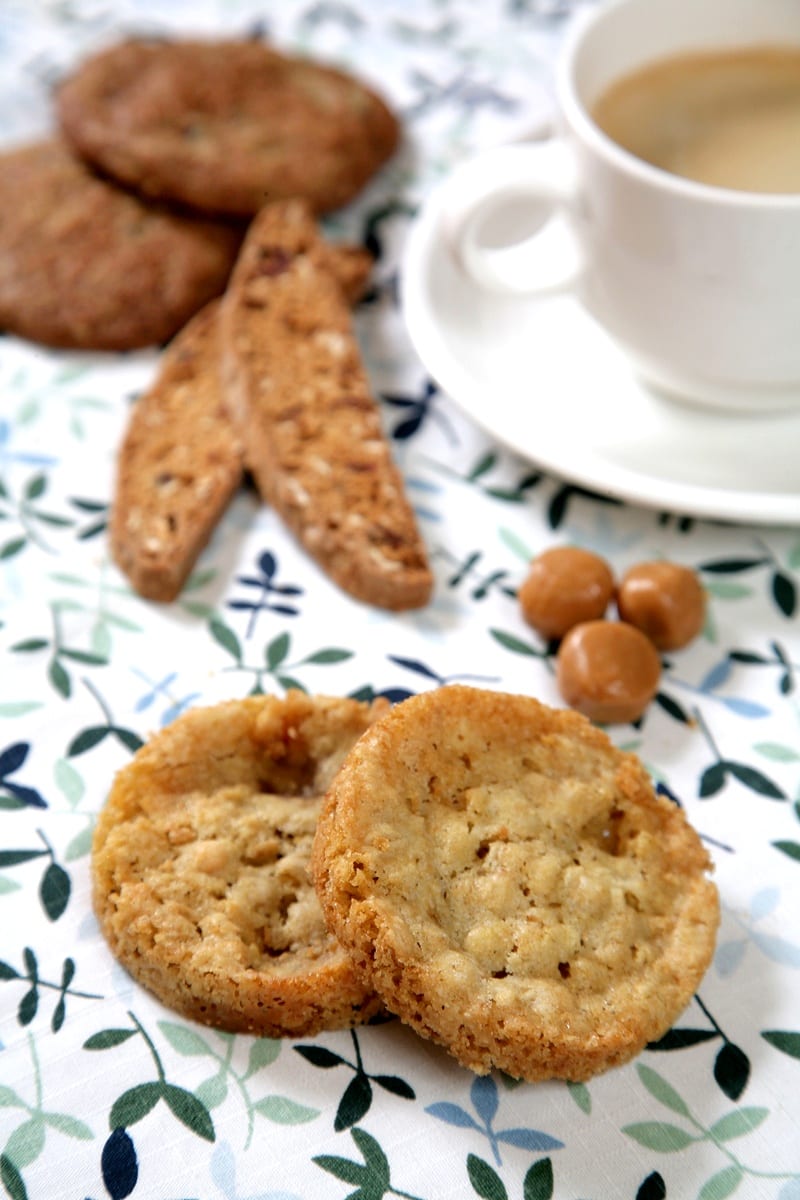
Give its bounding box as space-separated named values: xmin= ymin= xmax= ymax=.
xmin=400 ymin=177 xmax=800 ymax=527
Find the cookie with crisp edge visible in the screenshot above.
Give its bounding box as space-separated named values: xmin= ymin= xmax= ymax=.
xmin=0 ymin=138 xmax=242 ymax=350
xmin=56 ymin=37 xmax=399 ymax=216
xmin=311 ymin=685 xmax=720 ymax=1080
xmin=92 ymin=693 xmax=386 ymax=1036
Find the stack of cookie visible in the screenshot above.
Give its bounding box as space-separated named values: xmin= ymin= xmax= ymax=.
xmin=0 ymin=35 xmax=432 ymax=610
xmin=93 ymin=686 xmax=720 ymax=1082
xmin=1 ymin=36 xmax=399 ymax=350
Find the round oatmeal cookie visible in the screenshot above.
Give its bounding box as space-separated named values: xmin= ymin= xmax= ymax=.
xmin=311 ymin=685 xmax=720 ymax=1081
xmin=0 ymin=139 xmax=242 ymax=350
xmin=56 ymin=37 xmax=400 ymax=216
xmin=92 ymin=692 xmax=387 ymax=1035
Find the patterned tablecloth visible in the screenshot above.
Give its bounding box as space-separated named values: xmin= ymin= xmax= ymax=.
xmin=1 ymin=2 xmax=799 ymax=1198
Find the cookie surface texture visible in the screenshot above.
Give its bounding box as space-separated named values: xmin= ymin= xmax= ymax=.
xmin=109 ymin=301 xmax=243 ymax=602
xmin=92 ymin=693 xmax=386 ymax=1035
xmin=220 ymin=199 xmax=433 ymax=610
xmin=0 ymin=139 xmax=241 ymax=350
xmin=57 ymin=37 xmax=399 ymax=216
xmin=311 ymin=685 xmax=720 ymax=1080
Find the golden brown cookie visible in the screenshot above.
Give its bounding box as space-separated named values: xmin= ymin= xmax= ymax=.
xmin=108 ymin=236 xmax=372 ymax=605
xmin=0 ymin=139 xmax=241 ymax=350
xmin=56 ymin=37 xmax=400 ymax=216
xmin=311 ymin=685 xmax=719 ymax=1081
xmin=220 ymin=199 xmax=433 ymax=611
xmin=92 ymin=693 xmax=386 ymax=1036
xmin=109 ymin=300 xmax=243 ymax=603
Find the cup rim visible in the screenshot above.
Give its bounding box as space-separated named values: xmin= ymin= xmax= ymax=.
xmin=557 ymin=0 xmax=800 ymax=211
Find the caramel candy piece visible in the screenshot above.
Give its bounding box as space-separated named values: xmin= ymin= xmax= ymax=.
xmin=617 ymin=561 xmax=706 ymax=651
xmin=518 ymin=547 xmax=615 ymax=641
xmin=557 ymin=620 xmax=661 ymax=724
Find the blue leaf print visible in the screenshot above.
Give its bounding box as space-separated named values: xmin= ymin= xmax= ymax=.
xmin=751 ymin=931 xmax=800 ymax=969
xmin=750 ymin=888 xmax=781 ymax=922
xmin=700 ymin=660 xmax=733 ymax=692
xmin=715 ymin=940 xmax=747 ymax=978
xmin=497 ymin=1127 xmax=565 ymax=1152
xmin=425 ymin=1101 xmax=481 ymax=1131
xmin=470 ymin=1076 xmax=499 ymax=1126
xmin=210 ymin=1139 xmax=302 ymax=1200
xmin=719 ymin=697 xmax=771 ymax=719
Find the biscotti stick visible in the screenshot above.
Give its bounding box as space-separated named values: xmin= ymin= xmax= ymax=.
xmin=110 ymin=242 xmax=375 ymax=603
xmin=109 ymin=300 xmax=242 ymax=602
xmin=220 ymin=199 xmax=433 ymax=610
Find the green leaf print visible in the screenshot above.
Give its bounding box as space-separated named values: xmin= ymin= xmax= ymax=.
xmin=84 ymin=1028 xmax=138 ymax=1051
xmin=637 ymin=1066 xmax=691 ymax=1117
xmin=762 ymin=1030 xmax=800 ymax=1060
xmin=523 ymin=1158 xmax=554 ymax=1200
xmin=698 ymin=1165 xmax=744 ymax=1200
xmin=622 ymin=1122 xmax=696 ymax=1152
xmin=162 ymin=1084 xmax=215 ymax=1141
xmin=110 ymin=1082 xmax=162 ymax=1129
xmin=158 ymin=1022 xmax=214 ymax=1058
xmin=0 ymin=1153 xmax=27 ymax=1200
xmin=708 ymin=1108 xmax=768 ymax=1142
xmin=467 ymin=1153 xmax=507 ymax=1200
xmin=252 ymin=1095 xmax=318 ymax=1124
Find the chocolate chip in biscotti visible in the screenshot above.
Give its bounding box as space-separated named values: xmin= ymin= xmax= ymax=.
xmin=219 ymin=198 xmax=433 ymax=611
xmin=56 ymin=36 xmax=400 ymax=217
xmin=0 ymin=138 xmax=242 ymax=350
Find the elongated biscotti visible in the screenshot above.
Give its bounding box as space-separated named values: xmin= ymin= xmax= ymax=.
xmin=110 ymin=241 xmax=375 ymax=602
xmin=219 ymin=199 xmax=433 ymax=610
xmin=109 ymin=300 xmax=243 ymax=602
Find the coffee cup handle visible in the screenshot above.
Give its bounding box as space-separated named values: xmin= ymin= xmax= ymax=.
xmin=442 ymin=140 xmax=582 ymax=294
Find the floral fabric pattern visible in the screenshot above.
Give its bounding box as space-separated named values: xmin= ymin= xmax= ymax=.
xmin=1 ymin=2 xmax=799 ymax=1199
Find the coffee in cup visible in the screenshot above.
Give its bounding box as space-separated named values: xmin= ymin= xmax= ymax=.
xmin=440 ymin=0 xmax=800 ymax=413
xmin=591 ymin=46 xmax=800 ymax=194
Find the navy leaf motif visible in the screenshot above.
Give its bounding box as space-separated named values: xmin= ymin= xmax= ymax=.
xmin=101 ymin=1128 xmax=138 ymax=1200
xmin=0 ymin=744 xmax=46 ymax=808
xmin=636 ymin=1172 xmax=666 ymax=1200
xmin=373 ymin=1074 xmax=415 ymax=1099
xmin=294 ymin=1045 xmax=346 ymax=1069
xmin=714 ymin=1041 xmax=751 ymax=1101
xmin=335 ymin=1073 xmax=372 ymax=1131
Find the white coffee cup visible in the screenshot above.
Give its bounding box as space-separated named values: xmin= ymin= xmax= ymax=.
xmin=446 ymin=0 xmax=800 ymax=413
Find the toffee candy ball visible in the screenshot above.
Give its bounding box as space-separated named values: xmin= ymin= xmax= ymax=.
xmin=617 ymin=561 xmax=705 ymax=651
xmin=557 ymin=620 xmax=661 ymax=725
xmin=518 ymin=546 xmax=615 ymax=641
